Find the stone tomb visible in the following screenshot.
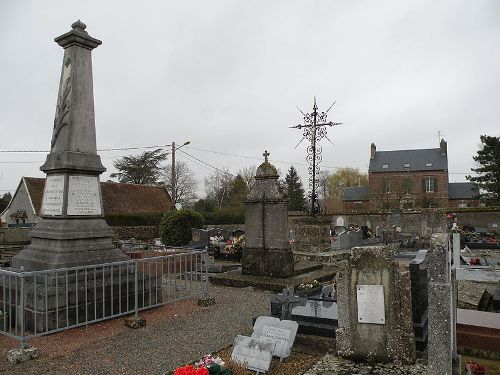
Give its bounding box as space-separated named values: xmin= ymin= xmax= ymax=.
xmin=251 ymin=316 xmax=298 ymax=359
xmin=336 ymin=246 xmax=416 ymax=364
xmin=231 ymin=335 xmax=274 ymax=373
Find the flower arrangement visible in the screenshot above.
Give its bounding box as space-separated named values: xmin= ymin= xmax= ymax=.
xmin=209 ymin=236 xmax=224 ymax=246
xmin=174 ymin=355 xmax=232 ymax=375
xmin=221 ymin=235 xmax=245 ymax=255
xmin=297 ymin=280 xmax=320 ymax=291
xmin=466 ymin=360 xmax=486 ymax=375
xmin=173 ymin=365 xmax=208 ymax=375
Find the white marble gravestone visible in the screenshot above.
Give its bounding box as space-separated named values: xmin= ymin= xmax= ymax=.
xmin=231 ymin=335 xmax=273 ymax=373
xmin=251 ymin=316 xmax=298 ymax=359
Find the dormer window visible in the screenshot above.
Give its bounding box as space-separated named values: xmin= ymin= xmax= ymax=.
xmin=426 ymin=162 xmax=433 ymax=167
xmin=404 ymin=163 xmax=410 ymax=168
xmin=382 ymin=164 xmax=389 ymax=169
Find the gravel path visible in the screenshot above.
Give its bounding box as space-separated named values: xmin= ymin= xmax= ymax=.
xmin=0 ymin=285 xmax=272 ymax=375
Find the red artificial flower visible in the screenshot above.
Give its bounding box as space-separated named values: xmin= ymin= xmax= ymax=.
xmin=173 ymin=365 xmax=209 ymax=375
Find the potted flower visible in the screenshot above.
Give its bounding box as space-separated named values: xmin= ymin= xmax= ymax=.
xmin=220 ymin=235 xmax=245 ymax=261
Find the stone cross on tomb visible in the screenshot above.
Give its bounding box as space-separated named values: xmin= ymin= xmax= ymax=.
xmin=276 ymin=288 xmax=303 ymax=320
xmin=263 ymin=150 xmax=270 ymax=163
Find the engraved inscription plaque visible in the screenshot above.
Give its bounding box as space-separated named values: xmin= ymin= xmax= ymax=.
xmin=41 ymin=175 xmax=65 ymax=216
xmin=357 ymin=285 xmax=385 ymax=324
xmin=67 ymin=175 xmax=101 ymax=216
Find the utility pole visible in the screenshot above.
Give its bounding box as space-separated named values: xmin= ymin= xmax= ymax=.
xmin=171 ymin=141 xmax=176 ymax=205
xmin=290 ymin=97 xmax=342 ymax=216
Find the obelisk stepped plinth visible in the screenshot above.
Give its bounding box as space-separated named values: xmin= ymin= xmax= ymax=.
xmin=12 ymin=21 xmax=128 ymax=271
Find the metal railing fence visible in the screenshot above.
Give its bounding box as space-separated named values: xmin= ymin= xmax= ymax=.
xmin=0 ymin=250 xmax=210 ymax=348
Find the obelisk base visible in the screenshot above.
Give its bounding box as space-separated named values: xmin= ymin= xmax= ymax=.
xmin=12 ymin=217 xmax=128 ymax=271
xmin=242 ymin=248 xmax=294 ymax=278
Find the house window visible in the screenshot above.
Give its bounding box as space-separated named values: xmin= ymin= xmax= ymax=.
xmin=458 ymin=201 xmax=467 ymax=208
xmin=423 ymin=177 xmax=438 ymax=193
xmin=383 ymin=178 xmax=390 ymax=193
xmin=382 ymin=164 xmax=389 ymax=169
xmin=404 ymin=163 xmax=410 ymax=168
xmin=426 ymin=162 xmax=433 ymax=167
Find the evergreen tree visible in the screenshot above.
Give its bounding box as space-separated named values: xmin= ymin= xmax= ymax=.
xmin=0 ymin=192 xmax=12 ymax=213
xmin=285 ymin=166 xmax=306 ymax=211
xmin=111 ymin=148 xmax=167 ymax=185
xmin=467 ymin=135 xmax=500 ymax=206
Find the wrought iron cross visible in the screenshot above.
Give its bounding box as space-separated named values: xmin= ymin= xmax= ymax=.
xmin=290 ymin=97 xmax=342 ymax=215
xmin=275 ymin=288 xmax=304 ymax=320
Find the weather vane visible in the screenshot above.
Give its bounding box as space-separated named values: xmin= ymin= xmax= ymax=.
xmin=290 ymin=97 xmax=342 ymax=216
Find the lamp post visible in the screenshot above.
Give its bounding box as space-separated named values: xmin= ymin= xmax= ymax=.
xmin=171 ymin=141 xmax=190 ymax=206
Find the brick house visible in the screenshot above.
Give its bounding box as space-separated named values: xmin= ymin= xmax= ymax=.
xmin=342 ymin=140 xmax=479 ymax=211
xmin=1 ymin=177 xmax=172 ymax=226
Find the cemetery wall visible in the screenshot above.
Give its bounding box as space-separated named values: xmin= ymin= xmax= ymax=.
xmin=112 ymin=225 xmax=159 ymax=241
xmin=451 ymin=208 xmax=500 ymax=231
xmin=205 ymin=224 xmax=245 ymax=233
xmin=0 ymin=227 xmax=31 ymax=244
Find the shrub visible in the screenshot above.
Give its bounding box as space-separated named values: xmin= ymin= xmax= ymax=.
xmin=160 ymin=209 xmax=204 ymax=246
xmin=201 ymin=210 xmax=244 ymax=225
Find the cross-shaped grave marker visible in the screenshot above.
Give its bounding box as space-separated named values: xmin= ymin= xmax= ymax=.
xmin=275 ymin=288 xmax=304 ymax=320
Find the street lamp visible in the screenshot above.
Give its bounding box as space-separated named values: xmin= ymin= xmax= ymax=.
xmin=171 ymin=141 xmax=190 ymax=207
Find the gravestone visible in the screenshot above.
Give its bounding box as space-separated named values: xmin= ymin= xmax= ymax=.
xmin=12 ymin=20 xmax=128 ymax=270
xmin=242 ymin=151 xmax=293 ymax=278
xmin=271 ymin=286 xmax=338 ymax=337
xmin=336 ymin=246 xmax=416 ymax=364
xmin=231 ymin=335 xmax=273 ymax=373
xmin=251 ymin=316 xmax=298 ymax=359
xmin=409 ymin=249 xmax=429 ymax=351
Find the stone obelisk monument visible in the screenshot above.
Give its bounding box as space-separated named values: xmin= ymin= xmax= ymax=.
xmin=12 ymin=20 xmax=128 ymax=270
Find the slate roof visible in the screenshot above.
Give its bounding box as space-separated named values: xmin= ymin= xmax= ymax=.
xmin=369 ymin=148 xmax=448 ymax=172
xmin=23 ymin=177 xmax=172 ymax=215
xmin=448 ymin=182 xmax=478 ymax=199
xmin=342 ymin=186 xmax=369 ymax=201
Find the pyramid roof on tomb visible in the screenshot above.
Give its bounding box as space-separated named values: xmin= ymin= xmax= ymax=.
xmin=21 ymin=177 xmax=172 ymax=216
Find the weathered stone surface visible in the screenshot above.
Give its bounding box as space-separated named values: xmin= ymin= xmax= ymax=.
xmin=197 ymin=296 xmax=216 ymax=307
xmin=336 ymin=246 xmax=416 ymax=364
xmin=7 ymin=346 xmax=38 ymax=364
xmin=124 ymin=315 xmax=146 ymax=329
xmin=242 ymin=151 xmax=294 ymax=278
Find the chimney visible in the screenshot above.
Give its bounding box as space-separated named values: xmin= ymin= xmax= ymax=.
xmin=440 ymin=139 xmax=447 ymax=155
xmin=370 ymin=143 xmax=376 ymax=159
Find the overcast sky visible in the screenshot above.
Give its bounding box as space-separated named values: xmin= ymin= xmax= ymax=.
xmin=1 ymin=0 xmax=499 ymax=198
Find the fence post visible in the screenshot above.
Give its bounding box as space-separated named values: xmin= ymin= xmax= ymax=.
xmin=19 ymin=272 xmax=25 ymax=349
xmin=134 ymin=261 xmax=139 ymax=318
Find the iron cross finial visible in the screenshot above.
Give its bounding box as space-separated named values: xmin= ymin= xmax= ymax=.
xmin=263 ymin=150 xmax=270 ymax=162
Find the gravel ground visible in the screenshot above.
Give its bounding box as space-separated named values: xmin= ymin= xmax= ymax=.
xmin=0 ymin=284 xmax=272 ymax=375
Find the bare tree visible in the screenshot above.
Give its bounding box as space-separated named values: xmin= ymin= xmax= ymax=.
xmin=238 ymin=165 xmax=257 ymax=192
xmin=204 ymin=168 xmax=233 ymax=209
xmin=164 ymin=160 xmax=198 ymax=207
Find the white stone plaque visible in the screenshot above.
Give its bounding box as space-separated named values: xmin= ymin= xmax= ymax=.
xmin=231 ymin=335 xmax=273 ymax=373
xmin=41 ymin=175 xmax=65 ymax=216
xmin=357 ymin=284 xmax=385 ymax=324
xmin=67 ymin=175 xmax=101 ymax=216
xmin=251 ymin=316 xmax=298 ymax=359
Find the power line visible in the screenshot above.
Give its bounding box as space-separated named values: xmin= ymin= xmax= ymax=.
xmin=177 ymin=149 xmax=232 ymax=175
xmin=0 ymin=144 xmax=171 ymax=153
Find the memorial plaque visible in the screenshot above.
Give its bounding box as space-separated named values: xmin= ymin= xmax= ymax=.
xmin=252 ymin=316 xmax=298 ymax=359
xmin=41 ymin=175 xmax=65 ymax=216
xmin=357 ymin=284 xmax=385 ymax=324
xmin=67 ymin=175 xmax=101 ymax=216
xmin=231 ymin=335 xmax=273 ymax=373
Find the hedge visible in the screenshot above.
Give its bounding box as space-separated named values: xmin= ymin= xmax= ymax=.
xmin=105 ymin=212 xmax=164 ymax=227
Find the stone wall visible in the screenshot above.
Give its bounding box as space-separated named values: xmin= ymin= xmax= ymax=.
xmin=451 ymin=209 xmax=500 ymax=231
xmin=288 ymin=214 xmax=332 ymax=253
xmin=112 ymin=226 xmax=159 ymax=241
xmin=0 ymin=227 xmax=32 ymax=244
